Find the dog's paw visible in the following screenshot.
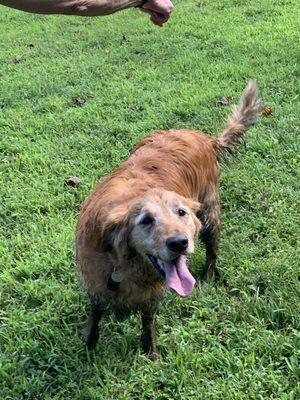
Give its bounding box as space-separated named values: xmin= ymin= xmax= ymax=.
xmin=200 ymin=266 xmax=220 ymax=282
xmin=82 ymin=326 xmax=100 ymax=350
xmin=149 ymin=350 xmax=160 ymax=362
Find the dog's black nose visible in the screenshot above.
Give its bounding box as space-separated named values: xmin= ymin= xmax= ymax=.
xmin=166 ymin=234 xmax=188 ymax=253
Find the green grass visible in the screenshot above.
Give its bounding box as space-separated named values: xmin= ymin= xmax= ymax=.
xmin=0 ymin=0 xmax=299 ymax=398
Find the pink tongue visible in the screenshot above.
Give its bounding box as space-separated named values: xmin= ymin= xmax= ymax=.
xmin=163 ymin=256 xmax=196 ymax=297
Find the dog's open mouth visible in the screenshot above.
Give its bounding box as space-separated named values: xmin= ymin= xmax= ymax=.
xmin=147 ymin=254 xmax=195 ymax=297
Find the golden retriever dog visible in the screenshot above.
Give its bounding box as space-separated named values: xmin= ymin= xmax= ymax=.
xmin=76 ymin=80 xmax=260 ymax=359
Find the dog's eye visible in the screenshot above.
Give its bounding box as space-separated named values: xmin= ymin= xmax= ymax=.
xmin=178 ymin=209 xmax=186 ymax=217
xmin=141 ymin=216 xmax=154 ymax=225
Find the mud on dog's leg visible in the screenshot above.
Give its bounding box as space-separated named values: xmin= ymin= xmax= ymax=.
xmin=141 ymin=300 xmax=159 ymax=361
xmin=199 ymin=203 xmax=221 ymax=281
xmin=84 ymin=295 xmax=107 ymax=350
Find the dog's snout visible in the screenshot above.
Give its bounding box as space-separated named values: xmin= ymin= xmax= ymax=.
xmin=166 ymin=234 xmax=188 ymax=253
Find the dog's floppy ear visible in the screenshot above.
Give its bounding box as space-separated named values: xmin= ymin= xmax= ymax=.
xmin=101 ymin=205 xmax=132 ymax=263
xmin=183 ymin=197 xmax=202 ymax=234
xmin=184 ymin=198 xmax=202 ymax=214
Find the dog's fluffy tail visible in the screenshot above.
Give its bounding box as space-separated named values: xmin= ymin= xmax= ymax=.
xmin=217 ymin=80 xmax=261 ymax=157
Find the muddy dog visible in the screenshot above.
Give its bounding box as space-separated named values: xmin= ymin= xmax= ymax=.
xmin=76 ymin=80 xmax=260 ymax=360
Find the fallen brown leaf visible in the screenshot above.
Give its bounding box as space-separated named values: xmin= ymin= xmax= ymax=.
xmin=227 ymin=227 xmax=239 ymax=235
xmin=262 ymin=107 xmax=272 ymax=116
xmin=217 ymin=96 xmax=230 ymax=105
xmin=2 ymin=153 xmax=15 ymax=163
xmin=64 ymin=176 xmax=81 ymax=187
xmin=103 ymin=48 xmax=110 ymax=55
xmin=128 ymin=105 xmax=144 ymax=112
xmin=263 ymin=189 xmax=271 ymax=198
xmin=75 ymin=98 xmax=86 ymax=106
xmin=13 ymin=56 xmax=23 ymax=63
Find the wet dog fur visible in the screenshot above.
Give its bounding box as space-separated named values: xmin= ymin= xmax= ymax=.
xmin=76 ymin=80 xmax=261 ymax=359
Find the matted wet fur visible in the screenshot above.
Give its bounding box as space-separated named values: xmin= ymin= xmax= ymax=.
xmin=76 ymin=80 xmax=261 ymax=359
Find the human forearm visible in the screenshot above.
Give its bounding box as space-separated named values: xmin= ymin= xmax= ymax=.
xmin=0 ymin=0 xmax=143 ymax=16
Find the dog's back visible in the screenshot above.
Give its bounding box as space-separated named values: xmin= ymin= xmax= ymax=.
xmin=113 ymin=80 xmax=260 ymax=202
xmin=126 ymin=128 xmax=220 ymax=200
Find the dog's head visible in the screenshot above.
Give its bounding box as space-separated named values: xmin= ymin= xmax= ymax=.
xmin=102 ymin=188 xmax=201 ymax=297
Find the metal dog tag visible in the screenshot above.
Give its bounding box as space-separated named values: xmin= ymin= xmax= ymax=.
xmin=107 ymin=269 xmax=123 ymax=291
xmin=111 ymin=271 xmax=123 ymax=283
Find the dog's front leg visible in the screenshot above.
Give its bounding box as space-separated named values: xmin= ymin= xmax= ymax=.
xmin=83 ymin=295 xmax=107 ymax=350
xmin=199 ymin=202 xmax=221 ymax=281
xmin=140 ymin=300 xmax=159 ymax=361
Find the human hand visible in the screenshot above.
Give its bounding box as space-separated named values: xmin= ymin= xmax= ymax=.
xmin=139 ymin=0 xmax=174 ymax=27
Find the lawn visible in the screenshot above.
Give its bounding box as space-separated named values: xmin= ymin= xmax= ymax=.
xmin=0 ymin=0 xmax=299 ymax=399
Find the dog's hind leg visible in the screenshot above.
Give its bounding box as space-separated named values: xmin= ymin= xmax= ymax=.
xmin=84 ymin=295 xmax=107 ymax=350
xmin=199 ymin=203 xmax=221 ymax=281
xmin=141 ymin=300 xmax=159 ymax=361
